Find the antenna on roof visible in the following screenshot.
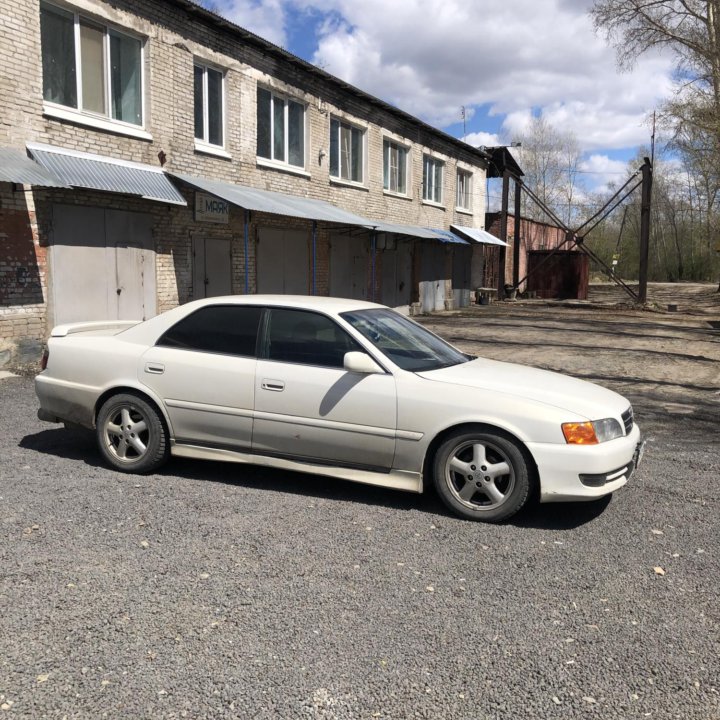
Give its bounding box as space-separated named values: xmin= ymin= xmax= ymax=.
xmin=460 ymin=106 xmax=466 ymax=142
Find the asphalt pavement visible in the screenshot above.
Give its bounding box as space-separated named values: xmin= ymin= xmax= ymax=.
xmin=1 ymin=302 xmax=719 ymax=719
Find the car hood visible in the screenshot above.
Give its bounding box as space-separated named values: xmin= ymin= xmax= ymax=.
xmin=417 ymin=358 xmax=629 ymax=420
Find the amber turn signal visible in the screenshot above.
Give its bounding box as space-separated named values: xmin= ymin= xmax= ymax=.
xmin=562 ymin=422 xmax=599 ymax=445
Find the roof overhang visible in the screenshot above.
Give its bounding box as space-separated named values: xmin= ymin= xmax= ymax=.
xmin=450 ymin=224 xmax=509 ymax=247
xmin=0 ymin=147 xmax=67 ymax=187
xmin=26 ymin=143 xmax=187 ymax=205
xmin=172 ymin=172 xmax=375 ymax=226
xmin=371 ymin=222 xmax=468 ymax=244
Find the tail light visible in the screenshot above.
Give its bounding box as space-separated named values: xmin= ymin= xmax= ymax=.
xmin=40 ymin=348 xmax=49 ymax=371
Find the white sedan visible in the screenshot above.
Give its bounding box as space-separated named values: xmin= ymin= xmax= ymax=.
xmin=35 ymin=296 xmax=644 ymax=522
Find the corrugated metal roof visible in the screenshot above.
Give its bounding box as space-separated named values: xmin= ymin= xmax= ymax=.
xmin=429 ymin=227 xmax=470 ymax=245
xmin=172 ymin=172 xmax=374 ymax=226
xmin=0 ymin=147 xmax=67 ymax=187
xmin=371 ymin=222 xmax=439 ymax=240
xmin=451 ymin=224 xmax=509 ymax=247
xmin=373 ymin=222 xmax=468 ymax=244
xmin=26 ymin=143 xmax=186 ymax=205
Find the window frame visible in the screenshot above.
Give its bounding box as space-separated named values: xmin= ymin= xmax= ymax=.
xmin=40 ymin=1 xmax=147 ymax=133
xmin=456 ymin=169 xmax=473 ymax=212
xmin=256 ymin=86 xmax=307 ymax=171
xmin=329 ymin=116 xmax=365 ymax=185
xmin=261 ymin=307 xmax=365 ymax=370
xmin=422 ymin=154 xmax=445 ymax=205
xmin=156 ymin=305 xmax=263 ymax=358
xmin=193 ymin=61 xmax=227 ymax=153
xmin=383 ymin=138 xmax=410 ymax=196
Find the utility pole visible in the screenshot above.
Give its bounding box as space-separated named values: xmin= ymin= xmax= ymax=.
xmin=512 ymin=175 xmax=521 ymax=289
xmin=638 ymin=157 xmax=653 ymax=304
xmin=498 ymin=170 xmax=510 ymax=298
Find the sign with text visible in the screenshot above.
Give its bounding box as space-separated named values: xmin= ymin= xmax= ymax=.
xmin=195 ymin=192 xmax=230 ymax=224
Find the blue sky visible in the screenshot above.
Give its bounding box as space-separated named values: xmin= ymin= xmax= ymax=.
xmin=209 ymin=0 xmax=675 ymax=192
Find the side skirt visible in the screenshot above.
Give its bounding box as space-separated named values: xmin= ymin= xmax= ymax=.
xmin=170 ymin=441 xmax=423 ymax=493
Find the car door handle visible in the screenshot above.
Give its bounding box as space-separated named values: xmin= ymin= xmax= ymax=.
xmin=261 ymin=379 xmax=285 ymax=392
xmin=144 ymin=363 xmax=165 ymax=375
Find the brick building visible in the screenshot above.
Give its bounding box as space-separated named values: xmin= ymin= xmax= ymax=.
xmin=484 ymin=212 xmax=582 ymax=293
xmin=0 ymin=0 xmax=495 ymax=368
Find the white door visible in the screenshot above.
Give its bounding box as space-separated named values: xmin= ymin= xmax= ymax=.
xmin=252 ymin=308 xmax=397 ymax=469
xmin=49 ymin=204 xmax=155 ymax=325
xmin=138 ymin=304 xmax=262 ymax=448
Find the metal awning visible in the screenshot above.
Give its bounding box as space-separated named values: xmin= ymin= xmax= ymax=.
xmin=26 ymin=143 xmax=186 ymax=205
xmin=172 ymin=173 xmax=374 ymax=226
xmin=371 ymin=222 xmax=468 ymax=243
xmin=0 ymin=147 xmax=67 ymax=187
xmin=430 ymin=228 xmax=470 ymax=245
xmin=451 ymin=224 xmax=509 ymax=247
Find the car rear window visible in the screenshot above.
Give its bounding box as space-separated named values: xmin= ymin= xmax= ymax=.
xmin=157 ymin=305 xmax=263 ymax=357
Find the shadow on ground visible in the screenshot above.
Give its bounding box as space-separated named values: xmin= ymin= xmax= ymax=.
xmin=19 ymin=426 xmax=610 ymax=530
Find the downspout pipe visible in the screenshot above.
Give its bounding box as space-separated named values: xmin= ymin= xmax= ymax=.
xmin=244 ymin=209 xmax=250 ymax=294
xmin=371 ymin=229 xmax=377 ymax=302
xmin=312 ymin=220 xmax=317 ymax=295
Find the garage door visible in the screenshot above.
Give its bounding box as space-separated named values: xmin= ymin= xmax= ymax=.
xmin=256 ymin=228 xmax=309 ymax=294
xmin=49 ymin=204 xmax=156 ymax=326
xmin=329 ymin=234 xmax=369 ymax=300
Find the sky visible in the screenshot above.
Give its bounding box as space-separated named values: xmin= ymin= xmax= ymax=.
xmin=208 ymin=0 xmax=675 ymax=194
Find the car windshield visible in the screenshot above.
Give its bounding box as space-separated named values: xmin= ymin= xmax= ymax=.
xmin=341 ymin=308 xmax=469 ymax=372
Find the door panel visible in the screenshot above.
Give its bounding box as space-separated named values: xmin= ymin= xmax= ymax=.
xmin=106 ymin=209 xmax=155 ymax=320
xmin=253 ymin=359 xmax=397 ymax=469
xmin=256 ymin=228 xmax=309 ymax=294
xmin=140 ymin=346 xmax=256 ymax=448
xmin=49 ymin=205 xmax=108 ymax=325
xmin=193 ymin=237 xmax=232 ymax=299
xmin=49 ymin=205 xmax=155 ymax=325
xmin=330 ymin=234 xmax=368 ymax=300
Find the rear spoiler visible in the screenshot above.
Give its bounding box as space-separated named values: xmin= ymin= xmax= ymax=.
xmin=50 ymin=320 xmax=141 ymax=337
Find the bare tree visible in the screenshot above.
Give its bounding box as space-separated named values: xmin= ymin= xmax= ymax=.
xmin=514 ymin=116 xmax=582 ymax=225
xmin=591 ymin=0 xmax=720 ymax=287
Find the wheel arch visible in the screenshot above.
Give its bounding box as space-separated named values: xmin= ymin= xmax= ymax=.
xmin=422 ymin=422 xmax=540 ymax=497
xmin=94 ymin=385 xmax=173 ymax=437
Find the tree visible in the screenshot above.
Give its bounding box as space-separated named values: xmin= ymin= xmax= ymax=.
xmin=591 ymin=0 xmax=720 ymax=287
xmin=513 ymin=116 xmax=582 ymax=225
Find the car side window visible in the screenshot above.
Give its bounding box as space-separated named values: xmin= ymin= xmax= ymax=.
xmin=265 ymin=309 xmax=362 ymax=368
xmin=157 ymin=306 xmax=263 ymax=357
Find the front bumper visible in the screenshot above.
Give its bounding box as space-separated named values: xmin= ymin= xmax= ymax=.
xmin=527 ymin=424 xmax=643 ymax=503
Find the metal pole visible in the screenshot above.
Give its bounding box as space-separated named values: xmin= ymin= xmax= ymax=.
xmin=498 ymin=171 xmax=510 ymax=298
xmin=638 ymin=157 xmax=653 ymax=304
xmin=512 ymin=176 xmax=521 ymax=289
xmin=312 ymin=221 xmax=317 ymax=295
xmin=244 ymin=209 xmax=250 ymax=294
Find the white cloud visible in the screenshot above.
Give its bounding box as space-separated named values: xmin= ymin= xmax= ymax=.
xmin=213 ymin=0 xmax=288 ymax=48
xmin=290 ymin=0 xmax=675 ymax=153
xmin=211 ymin=0 xmax=677 ymax=156
xmin=463 ymin=131 xmax=503 ymax=148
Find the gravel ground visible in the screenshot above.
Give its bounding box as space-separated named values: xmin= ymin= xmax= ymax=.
xmin=1 ymin=285 xmax=719 ymax=719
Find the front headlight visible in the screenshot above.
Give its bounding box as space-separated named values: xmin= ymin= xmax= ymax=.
xmin=562 ymin=418 xmax=624 ymax=444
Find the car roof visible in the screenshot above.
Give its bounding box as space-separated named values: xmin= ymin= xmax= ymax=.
xmin=182 ymin=294 xmax=386 ymax=315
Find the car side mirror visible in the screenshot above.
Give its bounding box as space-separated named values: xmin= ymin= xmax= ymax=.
xmin=343 ymin=351 xmax=384 ymax=374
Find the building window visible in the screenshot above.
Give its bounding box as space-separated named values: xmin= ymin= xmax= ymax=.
xmin=330 ymin=118 xmax=363 ymax=183
xmin=383 ymin=139 xmax=408 ymax=194
xmin=256 ymin=87 xmax=305 ymax=168
xmin=423 ymin=155 xmax=444 ymax=204
xmin=40 ymin=2 xmax=143 ymax=126
xmin=194 ymin=64 xmax=224 ymax=147
xmin=456 ymin=170 xmax=472 ymax=210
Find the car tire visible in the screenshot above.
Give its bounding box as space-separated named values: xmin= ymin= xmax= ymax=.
xmin=433 ymin=429 xmax=532 ymax=522
xmin=96 ymin=393 xmax=169 ymax=474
